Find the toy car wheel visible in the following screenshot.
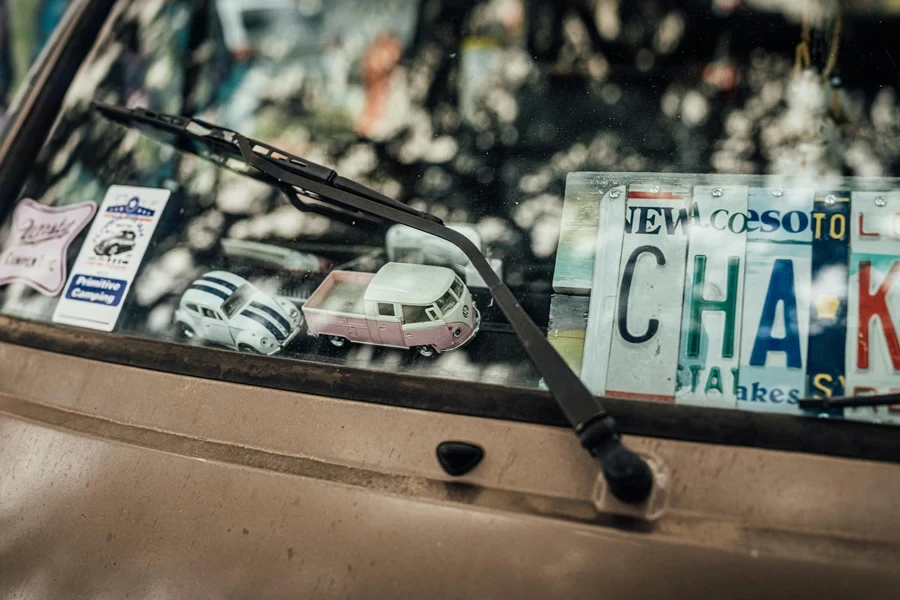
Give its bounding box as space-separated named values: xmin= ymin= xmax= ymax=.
xmin=327 ymin=336 xmax=348 ymax=348
xmin=179 ymin=323 xmax=196 ymax=339
xmin=416 ymin=345 xmax=436 ymax=358
xmin=238 ymin=343 xmax=260 ymax=354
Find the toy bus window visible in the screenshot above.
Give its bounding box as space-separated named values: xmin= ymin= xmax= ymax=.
xmin=378 ymin=302 xmax=395 ymax=317
xmin=402 ymin=304 xmax=429 ymax=323
xmin=451 ymin=277 xmax=464 ymax=299
xmin=186 ymin=303 xmax=199 ymax=313
xmin=436 ymin=291 xmax=456 ymax=314
xmin=426 ymin=306 xmax=439 ymax=322
xmin=201 ymin=307 xmax=219 ymax=319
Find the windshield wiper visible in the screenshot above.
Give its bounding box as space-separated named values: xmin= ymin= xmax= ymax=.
xmin=798 ymin=393 xmax=900 ymax=410
xmin=92 ymin=101 xmax=654 ymax=503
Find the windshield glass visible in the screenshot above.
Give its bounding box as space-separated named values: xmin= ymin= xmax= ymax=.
xmin=221 ymin=283 xmax=256 ymax=319
xmin=436 ymin=290 xmax=456 ymax=315
xmin=1 ymin=0 xmax=899 ymax=435
xmin=451 ymin=277 xmax=464 ymax=300
xmin=0 ymin=2 xmax=73 ymax=130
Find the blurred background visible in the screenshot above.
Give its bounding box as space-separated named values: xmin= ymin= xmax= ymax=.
xmin=2 ymin=0 xmax=900 ymax=388
xmin=0 ymin=0 xmax=71 ymax=128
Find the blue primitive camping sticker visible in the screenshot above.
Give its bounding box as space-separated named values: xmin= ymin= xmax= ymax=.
xmin=0 ymin=198 xmax=97 ymax=295
xmin=52 ymin=185 xmax=170 ymax=332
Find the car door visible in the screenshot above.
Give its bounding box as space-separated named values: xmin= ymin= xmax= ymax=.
xmin=373 ymin=301 xmax=403 ymax=346
xmin=199 ymin=306 xmax=234 ymax=347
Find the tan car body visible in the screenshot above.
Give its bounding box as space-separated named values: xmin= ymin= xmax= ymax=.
xmin=1 ymin=323 xmax=900 ymax=598
xmin=1 ymin=3 xmax=899 ymax=596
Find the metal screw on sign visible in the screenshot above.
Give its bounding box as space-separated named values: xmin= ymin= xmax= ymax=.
xmin=609 ymin=189 xmax=620 ymax=199
xmin=825 ymin=194 xmax=836 ymax=205
xmin=875 ymin=196 xmax=887 ymax=207
xmin=772 ymin=189 xmax=784 ymax=197
xmin=650 ymin=185 xmax=660 ymax=193
xmin=712 ymin=188 xmax=723 ymax=197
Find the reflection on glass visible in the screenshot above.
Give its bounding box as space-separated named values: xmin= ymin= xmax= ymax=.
xmin=0 ymin=0 xmax=898 ymax=398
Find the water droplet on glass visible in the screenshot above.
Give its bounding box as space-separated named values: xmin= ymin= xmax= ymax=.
xmin=712 ymin=188 xmax=723 ymax=197
xmin=875 ymin=196 xmax=887 ymax=207
xmin=650 ymin=185 xmax=660 ymax=193
xmin=609 ymin=189 xmax=620 ymax=199
xmin=772 ymin=188 xmax=784 ymax=197
xmin=825 ymin=194 xmax=836 ymax=205
xmin=449 ymin=53 xmax=457 ymax=58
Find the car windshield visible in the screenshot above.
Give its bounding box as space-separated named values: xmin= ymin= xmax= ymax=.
xmin=451 ymin=278 xmax=464 ymax=300
xmin=221 ymin=283 xmax=256 ymax=319
xmin=436 ymin=290 xmax=456 ymax=315
xmin=1 ymin=0 xmax=900 ymax=441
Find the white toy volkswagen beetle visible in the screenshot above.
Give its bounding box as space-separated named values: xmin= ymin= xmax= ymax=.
xmin=175 ymin=270 xmax=303 ymax=355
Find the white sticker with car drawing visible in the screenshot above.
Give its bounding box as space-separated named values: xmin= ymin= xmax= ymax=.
xmin=52 ymin=185 xmax=170 ymax=331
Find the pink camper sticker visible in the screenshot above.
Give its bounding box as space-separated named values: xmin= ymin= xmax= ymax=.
xmin=0 ymin=198 xmax=97 ymax=295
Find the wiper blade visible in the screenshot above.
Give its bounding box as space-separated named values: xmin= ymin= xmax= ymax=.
xmin=93 ymin=102 xmax=436 ymax=227
xmin=798 ymin=393 xmax=900 ymax=410
xmin=93 ymin=101 xmax=654 ymax=504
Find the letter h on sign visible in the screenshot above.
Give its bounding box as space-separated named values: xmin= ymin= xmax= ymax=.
xmin=685 ymin=255 xmax=740 ymax=358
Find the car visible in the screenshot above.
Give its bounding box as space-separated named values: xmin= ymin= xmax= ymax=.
xmin=93 ymin=229 xmax=136 ymax=256
xmin=302 ymin=262 xmax=480 ymax=356
xmin=174 ymin=270 xmax=303 ymax=355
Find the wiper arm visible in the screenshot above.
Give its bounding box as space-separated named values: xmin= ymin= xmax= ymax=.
xmin=92 ymin=101 xmax=654 ymax=504
xmin=798 ymin=393 xmax=900 ymax=410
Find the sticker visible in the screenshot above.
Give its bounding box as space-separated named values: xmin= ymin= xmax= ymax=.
xmin=52 ymin=185 xmax=170 ymax=331
xmin=0 ymin=198 xmax=96 ymax=295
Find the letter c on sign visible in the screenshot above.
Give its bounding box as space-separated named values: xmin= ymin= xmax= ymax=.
xmin=618 ymin=245 xmax=665 ymax=343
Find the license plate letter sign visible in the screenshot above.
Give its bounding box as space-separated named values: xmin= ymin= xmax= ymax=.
xmin=845 ymin=191 xmax=900 ymax=424
xmin=737 ymin=188 xmax=813 ymax=413
xmin=605 ymin=184 xmax=691 ymax=402
xmin=581 ymin=185 xmax=626 ymax=394
xmin=676 ymin=185 xmax=748 ymax=408
xmin=805 ymin=192 xmax=851 ymax=407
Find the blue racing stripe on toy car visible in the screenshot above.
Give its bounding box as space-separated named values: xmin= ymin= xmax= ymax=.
xmin=190 ymin=283 xmax=230 ymax=300
xmin=201 ymin=276 xmax=238 ymax=292
xmin=250 ymin=301 xmax=292 ymax=332
xmin=240 ymin=310 xmax=286 ymax=341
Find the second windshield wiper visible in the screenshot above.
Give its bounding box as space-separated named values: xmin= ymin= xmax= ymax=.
xmin=93 ymin=101 xmax=655 ymax=504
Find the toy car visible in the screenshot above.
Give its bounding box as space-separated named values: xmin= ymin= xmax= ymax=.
xmin=175 ymin=270 xmax=303 ymax=355
xmin=93 ymin=229 xmax=136 ymax=256
xmin=302 ymin=262 xmax=480 ymax=356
